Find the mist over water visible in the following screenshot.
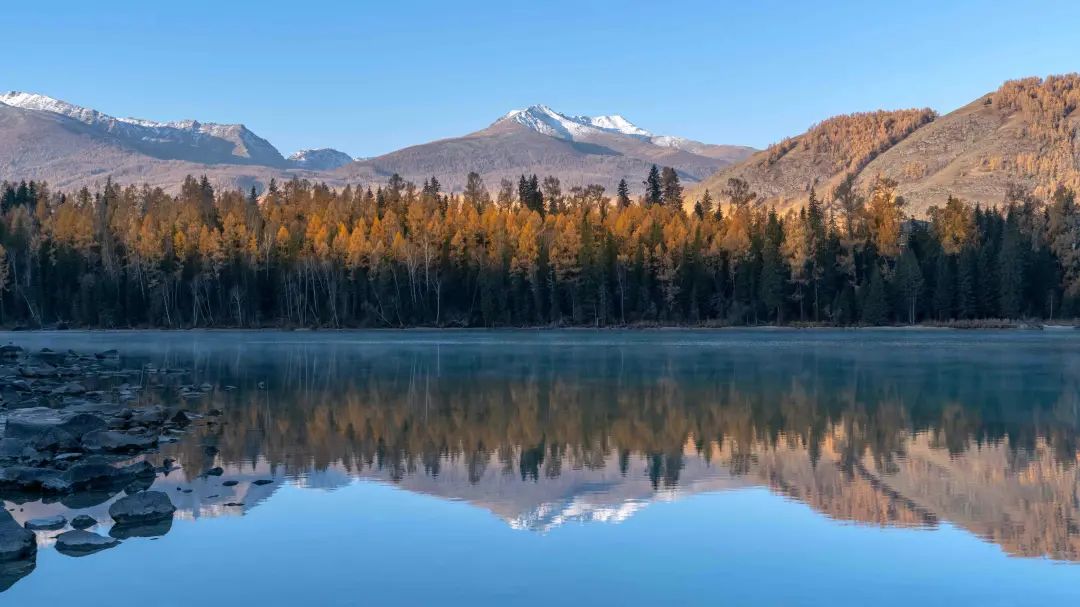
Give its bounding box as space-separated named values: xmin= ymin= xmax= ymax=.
xmin=3 ymin=329 xmax=1080 ymax=605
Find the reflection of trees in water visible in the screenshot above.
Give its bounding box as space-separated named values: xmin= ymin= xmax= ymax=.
xmin=165 ymin=343 xmax=1080 ymax=486
xmin=141 ymin=339 xmax=1080 ymax=561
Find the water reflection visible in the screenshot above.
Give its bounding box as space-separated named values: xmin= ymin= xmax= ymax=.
xmin=2 ymin=329 xmax=1080 ymax=589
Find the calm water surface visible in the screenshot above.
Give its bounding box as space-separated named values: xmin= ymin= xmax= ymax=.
xmin=3 ymin=329 xmax=1080 ymax=605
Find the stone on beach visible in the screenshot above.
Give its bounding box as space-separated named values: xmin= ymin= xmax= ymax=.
xmin=108 ymin=491 xmax=176 ymax=525
xmin=24 ymin=515 xmax=66 ymax=531
xmin=54 ymin=530 xmax=119 ymax=556
xmin=0 ymin=510 xmax=35 ymax=562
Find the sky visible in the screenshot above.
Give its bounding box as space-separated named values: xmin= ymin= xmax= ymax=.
xmin=3 ymin=0 xmax=1080 ymax=158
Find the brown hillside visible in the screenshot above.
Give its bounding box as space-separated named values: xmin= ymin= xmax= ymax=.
xmin=692 ymin=74 xmax=1080 ymax=217
xmin=861 ymin=74 xmax=1080 ymax=214
xmin=688 ymin=108 xmax=936 ymax=211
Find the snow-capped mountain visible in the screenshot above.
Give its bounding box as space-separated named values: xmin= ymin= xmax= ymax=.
xmin=336 ymin=104 xmax=756 ymax=194
xmin=497 ymin=104 xmax=730 ymax=155
xmin=0 ymin=91 xmax=288 ymax=167
xmin=500 ymin=105 xmax=653 ymax=140
xmin=289 ymin=147 xmax=353 ymax=171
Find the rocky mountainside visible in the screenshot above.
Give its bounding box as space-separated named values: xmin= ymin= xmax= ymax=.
xmin=288 ymin=147 xmax=354 ymax=170
xmin=335 ymin=104 xmax=755 ymax=193
xmin=0 ymin=92 xmax=289 ymax=167
xmin=691 ymin=74 xmax=1080 ymax=217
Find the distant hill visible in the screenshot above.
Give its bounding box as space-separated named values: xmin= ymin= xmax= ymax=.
xmin=691 ymin=74 xmax=1080 ymax=216
xmin=335 ymin=104 xmax=755 ymax=193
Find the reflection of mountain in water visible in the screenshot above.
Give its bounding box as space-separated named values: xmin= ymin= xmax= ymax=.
xmin=4 ymin=330 xmax=1080 ymax=563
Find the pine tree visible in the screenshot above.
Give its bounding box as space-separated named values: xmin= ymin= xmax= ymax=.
xmin=998 ymin=212 xmax=1025 ymax=318
xmin=616 ymin=179 xmax=631 ymax=208
xmin=861 ymin=265 xmax=888 ymax=325
xmin=894 ymin=243 xmax=924 ymax=324
xmin=933 ymin=253 xmax=954 ymax=320
xmin=759 ymin=209 xmax=787 ymax=322
xmin=660 ymin=167 xmax=682 ymax=208
xmin=643 ymin=165 xmax=663 ymax=206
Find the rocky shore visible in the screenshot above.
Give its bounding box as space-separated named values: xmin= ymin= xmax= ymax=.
xmin=0 ymin=344 xmax=199 ymax=589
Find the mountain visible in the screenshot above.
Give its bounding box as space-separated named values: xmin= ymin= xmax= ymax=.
xmin=288 ymin=147 xmax=353 ymax=170
xmin=688 ymin=108 xmax=937 ymax=212
xmin=0 ymin=92 xmax=288 ymax=167
xmin=335 ymin=104 xmax=755 ymax=193
xmin=0 ymin=92 xmax=327 ymax=192
xmin=691 ymin=74 xmax=1080 ymax=216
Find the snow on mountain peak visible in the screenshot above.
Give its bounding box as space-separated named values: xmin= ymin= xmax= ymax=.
xmin=289 ymin=148 xmax=354 ymax=171
xmin=500 ymin=105 xmax=654 ymax=141
xmin=0 ymin=91 xmax=286 ymax=165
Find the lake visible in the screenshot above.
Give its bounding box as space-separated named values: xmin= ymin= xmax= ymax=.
xmin=2 ymin=329 xmax=1080 ymax=605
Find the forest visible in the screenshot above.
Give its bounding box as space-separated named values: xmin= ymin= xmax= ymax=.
xmin=0 ymin=166 xmax=1076 ymax=328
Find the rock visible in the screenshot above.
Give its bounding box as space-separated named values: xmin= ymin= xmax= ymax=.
xmin=0 ymin=344 xmax=23 ymax=358
xmin=110 ymin=517 xmax=172 ymax=539
xmin=0 ymin=510 xmax=35 ymax=562
xmin=221 ymin=480 xmax=238 ymax=487
xmin=0 ymin=466 xmax=65 ymax=492
xmin=203 ymin=445 xmax=219 ymax=456
xmin=80 ymin=430 xmax=158 ymax=453
xmin=4 ymin=407 xmax=106 ymax=442
xmin=63 ymin=460 xmax=155 ymax=491
xmin=224 ymin=502 xmax=244 ymax=507
xmin=94 ymin=349 xmax=120 ymax=360
xmin=17 ymin=365 xmax=55 ymax=378
xmin=31 ymin=427 xmax=79 ymax=452
xmin=252 ymin=479 xmax=274 ymax=486
xmin=202 ymin=466 xmax=224 ymax=477
xmin=54 ymin=530 xmax=119 ymax=556
xmin=129 ymin=406 xmax=166 ymax=425
xmin=0 ymin=557 xmax=35 ymax=592
xmin=0 ymin=438 xmax=29 ymax=459
xmin=108 ymin=491 xmax=176 ymax=525
xmin=169 ymin=410 xmax=193 ymax=426
xmin=24 ymin=515 xmax=66 ymax=531
xmin=70 ymin=515 xmax=96 ymax=530
xmin=51 ymin=382 xmax=87 ymax=396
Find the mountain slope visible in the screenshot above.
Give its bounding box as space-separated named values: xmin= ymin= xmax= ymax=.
xmin=693 ymin=74 xmax=1080 ymax=216
xmin=858 ymin=74 xmax=1080 ymax=212
xmin=336 ymin=105 xmax=755 ymax=193
xmin=689 ymin=108 xmax=937 ymax=211
xmin=288 ymin=148 xmax=353 ymax=170
xmin=0 ymin=101 xmax=323 ymax=193
xmin=0 ymin=92 xmax=289 ymax=167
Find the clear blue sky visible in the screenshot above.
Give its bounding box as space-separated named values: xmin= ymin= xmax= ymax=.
xmin=5 ymin=0 xmax=1080 ymax=158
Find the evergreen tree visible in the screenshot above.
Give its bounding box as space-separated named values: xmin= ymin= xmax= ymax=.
xmin=616 ymin=179 xmax=632 ymax=208
xmin=759 ymin=209 xmax=787 ymax=322
xmin=998 ymin=211 xmax=1025 ymax=318
xmin=894 ymin=244 xmax=925 ymax=324
xmin=933 ymin=253 xmax=954 ymax=320
xmin=643 ymin=165 xmax=663 ymax=206
xmin=861 ymin=265 xmax=888 ymax=325
xmin=660 ymin=167 xmax=683 ymax=208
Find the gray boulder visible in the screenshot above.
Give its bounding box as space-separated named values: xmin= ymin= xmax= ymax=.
xmin=80 ymin=430 xmax=158 ymax=453
xmin=0 ymin=510 xmax=35 ymax=562
xmin=54 ymin=530 xmax=119 ymax=556
xmin=63 ymin=460 xmax=155 ymax=491
xmin=108 ymin=491 xmax=176 ymax=525
xmin=24 ymin=515 xmax=66 ymax=531
xmin=4 ymin=407 xmax=105 ymax=442
xmin=51 ymin=382 xmax=87 ymax=396
xmin=70 ymin=515 xmax=97 ymax=530
xmin=0 ymin=466 xmax=65 ymax=492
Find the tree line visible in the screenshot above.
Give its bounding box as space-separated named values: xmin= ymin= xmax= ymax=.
xmin=0 ymin=167 xmax=1076 ymax=328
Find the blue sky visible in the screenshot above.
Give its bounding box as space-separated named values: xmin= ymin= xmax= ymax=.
xmin=4 ymin=0 xmax=1079 ymax=157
